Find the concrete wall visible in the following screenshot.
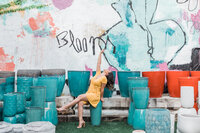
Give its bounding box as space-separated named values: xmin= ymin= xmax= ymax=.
xmin=0 ymin=0 xmax=200 ymax=94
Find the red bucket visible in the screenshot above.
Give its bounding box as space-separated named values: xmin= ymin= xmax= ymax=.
xmin=178 ymin=77 xmax=199 ymax=101
xmin=167 ymin=71 xmax=189 ymax=97
xmin=142 ymin=71 xmax=165 ymax=98
xmin=190 ymin=71 xmax=200 ymax=77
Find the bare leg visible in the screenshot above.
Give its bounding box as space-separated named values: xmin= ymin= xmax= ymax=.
xmin=77 ymin=101 xmax=85 ymax=128
xmin=57 ymin=94 xmax=88 ymax=111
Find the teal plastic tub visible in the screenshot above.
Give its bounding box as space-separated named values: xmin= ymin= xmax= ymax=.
xmin=133 ymin=109 xmax=146 ymax=130
xmin=4 ymin=116 xmax=17 ymax=124
xmin=34 ymin=77 xmax=58 ymax=102
xmin=42 ymin=108 xmax=58 ymax=125
xmin=3 ymin=93 xmax=17 ymax=117
xmin=17 ymin=77 xmax=33 ymax=100
xmin=92 ymin=71 xmax=116 ymax=98
xmin=90 ymin=101 xmax=102 ymax=126
xmin=16 ymin=113 xmax=26 ymax=124
xmin=5 ymin=77 xmax=15 ymax=93
xmin=0 ymin=78 xmax=5 ymax=100
xmin=12 ymin=92 xmax=26 ymax=114
xmin=132 ymin=87 xmax=149 ymax=109
xmin=25 ymin=107 xmax=43 ymax=123
xmin=26 ymin=100 xmax=31 ymax=107
xmin=30 ymin=86 xmax=46 ymax=109
xmin=68 ymin=71 xmax=90 ymax=97
xmin=128 ymin=77 xmax=148 ymax=101
xmin=118 ymin=71 xmax=140 ymax=97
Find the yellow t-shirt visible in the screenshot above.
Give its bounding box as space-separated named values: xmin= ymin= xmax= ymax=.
xmin=86 ymin=71 xmax=107 ymax=107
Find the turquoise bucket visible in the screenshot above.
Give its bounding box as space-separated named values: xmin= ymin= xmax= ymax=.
xmin=0 ymin=71 xmax=15 ymax=94
xmin=68 ymin=71 xmax=90 ymax=97
xmin=0 ymin=78 xmax=5 ymax=100
xmin=92 ymin=71 xmax=116 ymax=98
xmin=17 ymin=77 xmax=33 ymax=100
xmin=4 ymin=116 xmax=16 ymax=124
xmin=34 ymin=77 xmax=58 ymax=102
xmin=128 ymin=77 xmax=148 ymax=101
xmin=16 ymin=113 xmax=26 ymax=124
xmin=90 ymin=101 xmax=102 ymax=126
xmin=145 ymin=109 xmax=171 ymax=133
xmin=25 ymin=107 xmax=43 ymax=123
xmin=118 ymin=71 xmax=140 ymax=97
xmin=3 ymin=93 xmax=17 ymax=117
xmin=132 ymin=87 xmax=149 ymax=109
xmin=45 ymin=102 xmax=56 ymax=108
xmin=41 ymin=69 xmax=65 ymax=97
xmin=12 ymin=92 xmax=26 ymax=114
xmin=127 ymin=101 xmax=135 ymax=125
xmin=42 ymin=108 xmax=58 ymax=125
xmin=133 ymin=109 xmax=146 ymax=130
xmin=0 ymin=107 xmax=3 ymax=121
xmin=30 ymin=86 xmax=46 ymax=110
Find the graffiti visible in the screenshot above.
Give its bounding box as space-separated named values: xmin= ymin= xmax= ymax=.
xmin=0 ymin=47 xmax=15 ymax=71
xmin=23 ymin=12 xmax=58 ymax=38
xmin=96 ymin=0 xmax=186 ymax=71
xmin=191 ymin=10 xmax=200 ymax=44
xmin=56 ymin=30 xmax=116 ymax=55
xmin=176 ymin=0 xmax=199 ymax=11
xmin=0 ymin=0 xmax=48 ymax=15
xmin=52 ymin=0 xmax=74 ymax=10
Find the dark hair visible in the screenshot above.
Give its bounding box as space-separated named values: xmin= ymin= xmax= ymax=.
xmin=105 ymin=72 xmax=114 ymax=90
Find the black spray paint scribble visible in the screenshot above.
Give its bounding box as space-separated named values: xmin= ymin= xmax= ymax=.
xmin=176 ymin=0 xmax=199 ymax=11
xmin=56 ymin=30 xmax=116 ymax=55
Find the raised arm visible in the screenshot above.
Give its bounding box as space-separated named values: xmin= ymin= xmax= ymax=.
xmin=96 ymin=49 xmax=104 ymax=73
xmin=100 ymin=83 xmax=106 ymax=102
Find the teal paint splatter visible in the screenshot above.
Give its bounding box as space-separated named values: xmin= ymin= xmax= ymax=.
xmin=125 ymin=3 xmax=133 ymax=27
xmin=165 ymin=28 xmax=175 ymax=36
xmin=2 ymin=14 xmax=6 ymax=25
xmin=150 ymin=60 xmax=164 ymax=69
xmin=109 ymin=33 xmax=130 ymax=71
xmin=23 ymin=25 xmax=33 ymax=34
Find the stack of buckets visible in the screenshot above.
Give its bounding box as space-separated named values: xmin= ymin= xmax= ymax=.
xmin=128 ymin=77 xmax=149 ymax=130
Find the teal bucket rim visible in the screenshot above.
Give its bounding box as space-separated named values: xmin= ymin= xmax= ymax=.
xmin=4 ymin=93 xmax=17 ymax=96
xmin=132 ymin=87 xmax=149 ymax=90
xmin=26 ymin=107 xmax=43 ymax=110
xmin=148 ymin=108 xmax=169 ymax=112
xmin=128 ymin=77 xmax=148 ymax=80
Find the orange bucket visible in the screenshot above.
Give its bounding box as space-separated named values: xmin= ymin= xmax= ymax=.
xmin=167 ymin=71 xmax=189 ymax=97
xmin=194 ymin=102 xmax=198 ymax=112
xmin=142 ymin=71 xmax=165 ymax=98
xmin=178 ymin=77 xmax=199 ymax=101
xmin=190 ymin=71 xmax=200 ymax=77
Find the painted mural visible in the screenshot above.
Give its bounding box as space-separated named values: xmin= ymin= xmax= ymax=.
xmin=0 ymin=0 xmax=200 ymax=73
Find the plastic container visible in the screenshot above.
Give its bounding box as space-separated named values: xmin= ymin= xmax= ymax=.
xmin=17 ymin=77 xmax=33 ymax=100
xmin=180 ymin=86 xmax=194 ymax=108
xmin=0 ymin=122 xmax=13 ymax=132
xmin=23 ymin=121 xmax=55 ymax=133
xmin=26 ymin=100 xmax=31 ymax=107
xmin=12 ymin=124 xmax=24 ymax=133
xmin=177 ymin=114 xmax=200 ymax=133
xmin=132 ymin=87 xmax=149 ymax=109
xmin=145 ymin=109 xmax=171 ymax=133
xmin=34 ymin=77 xmax=58 ymax=102
xmin=0 ymin=107 xmax=3 ymax=121
xmin=68 ymin=71 xmax=90 ymax=97
xmin=16 ymin=113 xmax=26 ymax=124
xmin=133 ymin=109 xmax=146 ymax=130
xmin=90 ymin=101 xmax=102 ymax=126
xmin=0 ymin=71 xmax=15 ymax=94
xmin=41 ymin=69 xmax=65 ymax=97
xmin=42 ymin=108 xmax=58 ymax=125
xmin=30 ymin=86 xmax=46 ymax=110
xmin=167 ymin=71 xmax=190 ymax=97
xmin=0 ymin=78 xmax=5 ymax=100
xmin=118 ymin=71 xmax=140 ymax=97
xmin=92 ymin=71 xmax=116 ymax=98
xmin=178 ymin=108 xmax=197 ymax=121
xmin=128 ymin=101 xmax=135 ymax=125
xmin=4 ymin=116 xmax=17 ymax=124
xmin=179 ymin=77 xmax=199 ymax=101
xmin=25 ymin=107 xmax=43 ymax=123
xmin=3 ymin=93 xmax=17 ymax=117
xmin=12 ymin=92 xmax=26 ymax=114
xmin=190 ymin=71 xmax=200 ymax=77
xmin=142 ymin=71 xmax=165 ymax=98
xmin=128 ymin=77 xmax=148 ymax=101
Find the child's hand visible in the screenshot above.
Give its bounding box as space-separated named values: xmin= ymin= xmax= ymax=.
xmin=100 ymin=49 xmax=104 ymax=54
